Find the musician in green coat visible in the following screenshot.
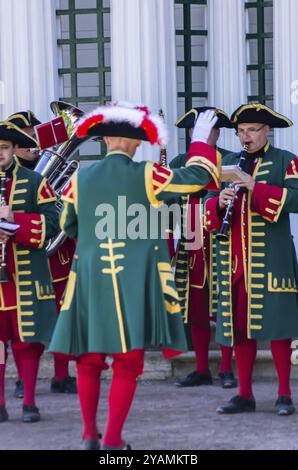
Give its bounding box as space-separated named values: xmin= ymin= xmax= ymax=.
xmin=204 ymin=104 xmax=298 ymax=416
xmin=49 ymin=103 xmax=222 ymax=450
xmin=0 ymin=122 xmax=59 ymax=424
xmin=169 ymin=107 xmax=237 ymax=389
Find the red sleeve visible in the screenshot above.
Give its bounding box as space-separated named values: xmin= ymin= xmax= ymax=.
xmin=49 ymin=237 xmax=76 ymax=282
xmin=204 ymin=196 xmax=222 ymax=232
xmin=14 ymin=213 xmax=46 ymax=249
xmin=37 ymin=179 xmax=56 ymax=205
xmin=251 ymin=182 xmax=287 ymax=223
xmin=285 ymin=157 xmax=298 ymax=179
xmin=166 ymin=230 xmax=176 ymax=260
xmin=187 ymin=142 xmax=221 ymax=191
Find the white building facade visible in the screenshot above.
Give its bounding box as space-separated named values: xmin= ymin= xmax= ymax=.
xmin=0 ymin=0 xmax=297 ymax=245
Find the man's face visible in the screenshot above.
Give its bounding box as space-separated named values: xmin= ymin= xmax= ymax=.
xmin=237 ymin=122 xmax=270 ymax=153
xmin=15 ymin=126 xmax=39 ymax=162
xmin=0 ymin=140 xmax=16 ymax=167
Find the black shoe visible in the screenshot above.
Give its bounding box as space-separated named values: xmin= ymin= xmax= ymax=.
xmin=218 ymin=372 xmax=237 ymax=389
xmin=14 ymin=380 xmax=24 ymax=399
xmin=82 ymin=439 xmax=101 ymax=450
xmin=175 ymin=370 xmax=213 ymax=387
xmin=275 ymin=396 xmax=296 ymax=416
xmin=22 ymin=405 xmax=40 ymax=423
xmin=216 ymin=395 xmax=256 ymax=414
xmin=51 ymin=376 xmax=77 ymax=394
xmin=0 ymin=406 xmax=8 ymax=423
xmin=102 ymin=442 xmax=132 ymax=450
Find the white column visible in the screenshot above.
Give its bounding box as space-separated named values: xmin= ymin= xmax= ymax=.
xmin=274 ymin=0 xmax=298 ymax=151
xmin=274 ymin=0 xmax=298 ymax=251
xmin=110 ymin=0 xmax=178 ymax=162
xmin=208 ymin=0 xmax=247 ymax=153
xmin=0 ymin=0 xmax=59 ymax=122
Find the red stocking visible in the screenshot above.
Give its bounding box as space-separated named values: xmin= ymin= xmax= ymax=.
xmin=103 ymin=349 xmax=144 ymax=447
xmin=77 ymin=364 xmax=101 ymax=440
xmin=21 ymin=357 xmax=40 ymax=406
xmin=191 ymin=323 xmax=211 ymax=373
xmin=53 ymin=353 xmax=69 ymax=381
xmin=234 ymin=339 xmax=257 ymax=399
xmin=19 ymin=343 xmax=44 ymax=406
xmin=12 ymin=345 xmax=22 ymax=381
xmin=219 ymin=345 xmax=233 ymax=373
xmin=271 ymin=339 xmax=292 ymax=398
xmin=76 ymin=353 xmax=108 ymax=440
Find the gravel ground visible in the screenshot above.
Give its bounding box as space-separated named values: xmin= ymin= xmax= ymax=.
xmin=1 ymin=378 xmax=298 ymax=450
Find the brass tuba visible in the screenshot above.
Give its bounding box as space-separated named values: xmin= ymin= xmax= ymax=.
xmin=34 ymin=101 xmax=89 ymax=256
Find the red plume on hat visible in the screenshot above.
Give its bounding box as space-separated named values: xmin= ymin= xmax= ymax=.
xmin=76 ymin=102 xmax=167 ymax=146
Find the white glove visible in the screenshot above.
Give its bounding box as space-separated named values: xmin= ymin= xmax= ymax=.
xmin=191 ymin=109 xmax=218 ymax=143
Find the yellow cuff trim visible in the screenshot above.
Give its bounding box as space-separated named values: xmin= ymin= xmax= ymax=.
xmin=145 ymin=162 xmax=164 ymax=208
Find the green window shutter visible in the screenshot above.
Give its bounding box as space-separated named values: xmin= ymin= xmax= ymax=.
xmin=56 ymin=0 xmax=111 ymax=161
xmin=175 ymin=0 xmax=208 ymax=150
xmin=245 ymin=0 xmax=273 ymax=106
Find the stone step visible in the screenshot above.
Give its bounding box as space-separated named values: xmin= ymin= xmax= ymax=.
xmin=172 ymin=350 xmax=298 ymax=380
xmin=6 ymin=349 xmax=298 ymax=381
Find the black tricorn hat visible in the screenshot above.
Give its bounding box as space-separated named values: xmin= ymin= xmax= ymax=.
xmin=0 ymin=122 xmax=38 ymax=148
xmin=231 ymin=104 xmax=293 ymax=128
xmin=175 ymin=106 xmax=233 ymax=129
xmin=76 ymin=102 xmax=167 ymax=146
xmin=7 ymin=110 xmax=42 ymax=129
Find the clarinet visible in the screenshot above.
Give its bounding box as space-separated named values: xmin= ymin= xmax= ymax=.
xmin=158 ymin=109 xmax=167 ymax=167
xmin=216 ymin=144 xmax=249 ymax=241
xmin=0 ymin=169 xmax=9 ymax=282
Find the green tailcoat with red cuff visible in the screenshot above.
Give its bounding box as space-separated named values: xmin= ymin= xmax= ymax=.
xmin=204 ymin=144 xmax=298 ymax=346
xmin=49 ymin=142 xmax=221 ymax=356
xmin=1 ymin=162 xmax=59 ymax=343
xmin=169 ymin=147 xmax=231 ymax=323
